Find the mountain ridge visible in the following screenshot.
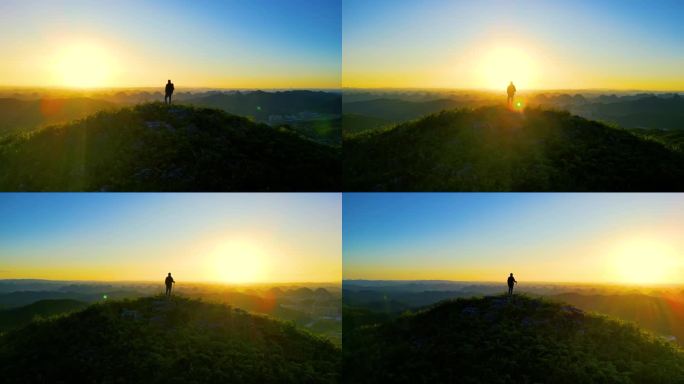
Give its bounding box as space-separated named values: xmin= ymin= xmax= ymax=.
xmin=343 ymin=294 xmax=684 ymax=383
xmin=344 ymin=106 xmax=684 ymax=191
xmin=0 ymin=299 xmax=88 ymax=333
xmin=0 ymin=102 xmax=340 ymax=191
xmin=0 ymin=295 xmax=340 ymax=383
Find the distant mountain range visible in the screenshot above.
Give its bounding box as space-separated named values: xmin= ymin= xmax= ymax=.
xmin=532 ymin=93 xmax=684 ymax=131
xmin=185 ymin=91 xmax=342 ymax=146
xmin=186 ymin=90 xmax=341 ymax=120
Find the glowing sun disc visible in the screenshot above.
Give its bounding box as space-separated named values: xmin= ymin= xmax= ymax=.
xmin=478 ymin=45 xmax=536 ymax=90
xmin=52 ymin=43 xmax=117 ymax=88
xmin=209 ymin=240 xmax=267 ymax=284
xmin=608 ymin=238 xmax=680 ymax=285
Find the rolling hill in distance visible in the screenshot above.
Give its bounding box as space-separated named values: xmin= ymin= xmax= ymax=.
xmin=0 ymin=102 xmax=340 ymax=191
xmin=343 ymin=294 xmax=684 ymax=383
xmin=343 ymin=103 xmax=684 ymax=191
xmin=0 ymin=295 xmax=340 ymax=383
xmin=0 ymin=97 xmax=116 ymax=135
xmin=0 ymin=299 xmax=88 ymax=333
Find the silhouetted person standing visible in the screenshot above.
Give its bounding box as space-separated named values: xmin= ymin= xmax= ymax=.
xmin=507 ymin=273 xmax=517 ymax=295
xmin=507 ymin=81 xmax=516 ymax=107
xmin=165 ymin=80 xmax=175 ymax=105
xmin=165 ymin=272 xmax=175 ymax=297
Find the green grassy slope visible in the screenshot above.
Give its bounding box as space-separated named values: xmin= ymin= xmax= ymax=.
xmin=0 ymin=299 xmax=88 ymax=333
xmin=342 ymin=98 xmax=462 ymax=122
xmin=629 ymin=128 xmax=684 ymax=153
xmin=342 ymin=114 xmax=393 ymax=137
xmin=0 ymin=296 xmax=340 ymax=383
xmin=0 ymin=97 xmax=115 ymax=135
xmin=344 ymin=106 xmax=684 ymax=191
xmin=0 ymin=103 xmax=340 ymax=191
xmin=549 ymin=293 xmax=684 ymax=347
xmin=343 ymin=295 xmax=684 ymax=384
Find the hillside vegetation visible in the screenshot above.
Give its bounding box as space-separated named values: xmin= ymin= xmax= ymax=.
xmin=344 ymin=106 xmax=684 ymax=191
xmin=0 ymin=299 xmax=87 ymax=333
xmin=187 ymin=91 xmax=342 ymax=145
xmin=187 ymin=90 xmax=341 ymax=119
xmin=0 ymin=97 xmax=115 ymax=135
xmin=564 ymin=94 xmax=684 ymax=131
xmin=343 ymin=98 xmax=461 ymax=124
xmin=343 ymin=295 xmax=684 ymax=383
xmin=0 ymin=296 xmax=340 ymax=383
xmin=550 ymin=292 xmax=684 ymax=346
xmin=0 ymin=103 xmax=340 ymax=191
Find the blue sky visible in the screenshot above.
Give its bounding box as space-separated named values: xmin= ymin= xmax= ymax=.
xmin=0 ymin=193 xmax=341 ymax=282
xmin=343 ymin=0 xmax=684 ymax=90
xmin=0 ymin=0 xmax=341 ymax=88
xmin=343 ymin=193 xmax=684 ymax=283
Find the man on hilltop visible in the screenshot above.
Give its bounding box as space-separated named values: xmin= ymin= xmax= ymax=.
xmin=165 ymin=272 xmax=175 ymax=297
xmin=507 ymin=273 xmax=517 ymax=295
xmin=165 ymin=80 xmax=175 ymax=105
xmin=507 ymin=81 xmax=516 ymax=107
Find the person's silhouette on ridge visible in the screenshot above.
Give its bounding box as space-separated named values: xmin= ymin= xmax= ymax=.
xmin=165 ymin=272 xmax=175 ymax=297
xmin=164 ymin=80 xmax=175 ymax=105
xmin=507 ymin=81 xmax=516 ymax=107
xmin=507 ymin=273 xmax=517 ymax=295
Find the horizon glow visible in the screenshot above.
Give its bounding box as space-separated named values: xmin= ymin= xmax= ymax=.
xmin=343 ymin=0 xmax=684 ymax=91
xmin=0 ymin=194 xmax=342 ymax=283
xmin=0 ymin=0 xmax=341 ymax=89
xmin=343 ymin=194 xmax=684 ymax=284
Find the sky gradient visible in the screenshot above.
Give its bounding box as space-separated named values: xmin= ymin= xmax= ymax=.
xmin=0 ymin=0 xmax=341 ymax=89
xmin=343 ymin=193 xmax=684 ymax=284
xmin=343 ymin=0 xmax=684 ymax=90
xmin=0 ymin=193 xmax=341 ymax=283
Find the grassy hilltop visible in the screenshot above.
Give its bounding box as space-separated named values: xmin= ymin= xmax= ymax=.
xmin=0 ymin=103 xmax=340 ymax=191
xmin=0 ymin=295 xmax=340 ymax=384
xmin=344 ymin=106 xmax=684 ymax=191
xmin=343 ymin=295 xmax=684 ymax=384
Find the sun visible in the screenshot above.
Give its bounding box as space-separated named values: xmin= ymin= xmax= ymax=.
xmin=607 ymin=237 xmax=681 ymax=285
xmin=477 ymin=45 xmax=537 ymax=91
xmin=208 ymin=239 xmax=268 ymax=284
xmin=52 ymin=43 xmax=117 ymax=88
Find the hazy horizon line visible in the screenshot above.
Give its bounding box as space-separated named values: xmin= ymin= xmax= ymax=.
xmin=342 ymin=278 xmax=684 ymax=287
xmin=0 ymin=85 xmax=342 ymax=92
xmin=0 ymin=278 xmax=341 ymax=286
xmin=342 ymin=86 xmax=684 ymax=93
